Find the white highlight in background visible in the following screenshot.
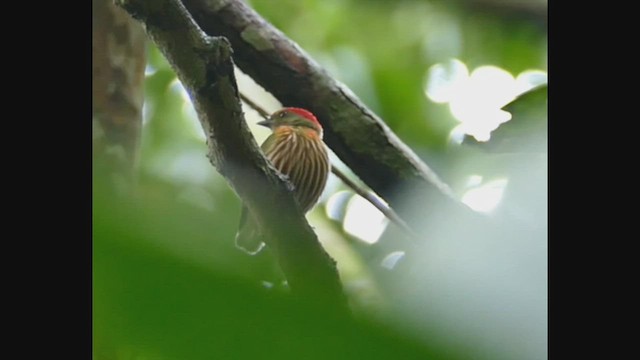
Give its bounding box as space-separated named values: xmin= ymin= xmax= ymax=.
xmin=343 ymin=195 xmax=388 ymax=244
xmin=425 ymin=58 xmax=547 ymax=142
xmin=461 ymin=177 xmax=509 ymax=213
xmin=169 ymin=78 xmax=207 ymax=141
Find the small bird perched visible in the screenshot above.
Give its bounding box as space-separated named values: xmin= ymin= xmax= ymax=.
xmin=235 ymin=107 xmax=331 ymax=254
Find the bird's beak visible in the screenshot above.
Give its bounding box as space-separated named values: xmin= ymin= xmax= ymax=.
xmin=257 ymin=118 xmax=272 ymax=128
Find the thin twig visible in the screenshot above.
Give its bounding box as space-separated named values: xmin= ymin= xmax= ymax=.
xmin=239 ymin=92 xmax=417 ymax=239
xmin=329 ymin=166 xmax=417 ymax=239
xmin=239 ymin=92 xmax=270 ymax=118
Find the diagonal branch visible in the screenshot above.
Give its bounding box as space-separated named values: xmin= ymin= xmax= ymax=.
xmin=182 ymin=0 xmax=477 ymax=229
xmin=116 ymin=0 xmax=347 ymax=309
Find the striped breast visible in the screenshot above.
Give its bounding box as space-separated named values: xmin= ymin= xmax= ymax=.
xmin=262 ymin=126 xmax=330 ymax=213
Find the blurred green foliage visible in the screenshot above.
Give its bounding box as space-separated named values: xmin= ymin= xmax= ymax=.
xmin=94 ymin=0 xmax=547 ymax=359
xmin=93 ymin=178 xmax=470 ymax=360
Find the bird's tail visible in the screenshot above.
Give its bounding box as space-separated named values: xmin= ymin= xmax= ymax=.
xmin=235 ymin=207 xmax=266 ymax=255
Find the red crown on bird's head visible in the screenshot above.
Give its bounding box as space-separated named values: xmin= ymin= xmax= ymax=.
xmin=284 ymin=107 xmax=321 ymax=128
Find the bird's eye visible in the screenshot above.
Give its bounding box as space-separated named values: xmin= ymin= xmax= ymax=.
xmin=279 ymin=111 xmax=287 ymax=118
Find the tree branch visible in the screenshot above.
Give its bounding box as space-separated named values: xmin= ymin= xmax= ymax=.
xmin=182 ymin=0 xmax=477 ymax=228
xmin=116 ymin=0 xmax=347 ymax=309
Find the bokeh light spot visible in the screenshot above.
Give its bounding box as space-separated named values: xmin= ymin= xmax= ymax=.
xmin=425 ymin=59 xmax=547 ymax=142
xmin=343 ymin=195 xmax=388 ymax=244
xmin=462 ymin=178 xmax=509 ymax=213
xmin=325 ymin=190 xmax=353 ymax=221
xmin=381 ymin=251 xmax=406 ymax=270
xmin=424 ymin=58 xmax=469 ymax=103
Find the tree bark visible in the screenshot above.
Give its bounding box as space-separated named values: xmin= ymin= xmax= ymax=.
xmin=92 ymin=0 xmax=147 ymax=192
xmin=116 ymin=0 xmax=347 ymax=310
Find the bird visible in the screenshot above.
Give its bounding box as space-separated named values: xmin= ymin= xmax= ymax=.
xmin=235 ymin=107 xmax=331 ymax=255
